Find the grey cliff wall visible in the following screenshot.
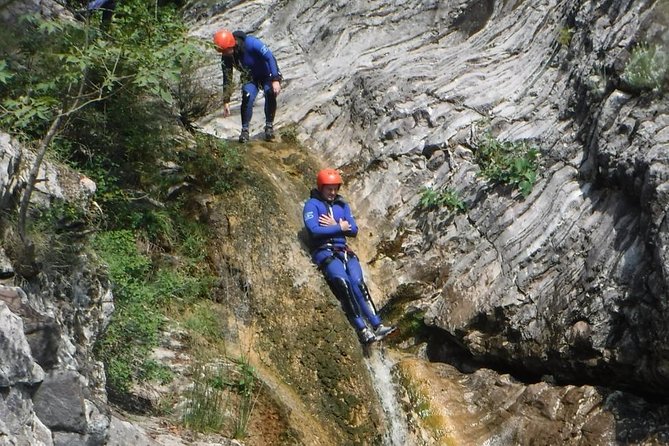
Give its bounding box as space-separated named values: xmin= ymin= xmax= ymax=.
xmin=194 ymin=0 xmax=668 ymax=396
xmin=0 ymin=131 xmax=115 ymax=445
xmin=0 ymin=0 xmax=667 ymax=444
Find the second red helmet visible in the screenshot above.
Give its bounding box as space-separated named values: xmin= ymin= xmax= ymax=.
xmin=213 ymin=29 xmax=236 ymax=51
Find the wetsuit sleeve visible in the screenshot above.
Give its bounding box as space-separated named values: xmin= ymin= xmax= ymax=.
xmin=220 ymin=55 xmax=234 ymax=102
xmin=343 ymin=203 xmax=358 ymax=237
xmin=303 ymin=201 xmax=346 ymax=239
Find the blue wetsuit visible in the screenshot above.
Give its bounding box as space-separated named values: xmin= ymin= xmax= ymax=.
xmin=303 ymin=189 xmax=382 ymax=331
xmin=221 ymin=31 xmax=282 ymax=131
xmin=87 ymin=0 xmax=113 ymax=9
xmin=87 ymin=0 xmax=115 ymax=28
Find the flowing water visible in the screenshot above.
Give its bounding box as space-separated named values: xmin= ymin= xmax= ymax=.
xmin=365 ymin=347 xmax=410 ymax=446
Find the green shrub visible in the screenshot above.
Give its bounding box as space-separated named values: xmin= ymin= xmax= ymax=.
xmin=177 ymin=221 xmax=210 ymax=263
xmin=0 ymin=60 xmax=13 ymax=85
xmin=183 ymin=360 xmax=229 ymax=432
xmin=153 ymin=267 xmax=211 ymax=304
xmin=394 ymin=310 xmax=429 ymax=344
xmin=621 ymin=42 xmax=668 ymax=92
xmin=180 ymin=133 xmax=243 ymax=193
xmin=418 ymin=187 xmax=466 ymax=213
xmin=175 ymin=53 xmax=221 ymax=130
xmin=474 ymin=132 xmax=539 ymax=198
xmin=0 ymin=0 xmax=205 ymax=244
xmin=232 ymin=358 xmax=259 ymax=439
xmin=92 ymin=230 xmax=161 ymax=393
xmin=279 ymin=124 xmax=300 ymax=145
xmin=1 ymin=2 xmax=198 ymax=137
xmin=183 ymin=302 xmax=225 ymax=339
xmin=183 ymin=355 xmax=260 ymax=438
xmin=92 ymin=208 xmax=219 ymax=392
xmin=558 ymin=27 xmax=574 ymax=47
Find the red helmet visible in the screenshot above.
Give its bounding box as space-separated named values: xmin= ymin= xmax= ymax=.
xmin=213 ymin=29 xmax=236 ymax=51
xmin=316 ymin=169 xmax=343 ymax=189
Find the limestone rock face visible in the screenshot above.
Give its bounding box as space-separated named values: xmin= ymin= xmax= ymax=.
xmin=0 ymin=0 xmax=67 ymax=21
xmin=0 ymin=0 xmax=667 ymax=444
xmin=196 ymin=0 xmax=669 ymax=394
xmin=0 ymin=130 xmax=115 ymax=444
xmin=193 ymin=0 xmax=669 ymax=442
xmin=0 ymin=300 xmax=45 ymax=387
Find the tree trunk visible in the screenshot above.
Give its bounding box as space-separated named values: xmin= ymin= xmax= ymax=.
xmin=17 ymin=111 xmax=64 ymax=243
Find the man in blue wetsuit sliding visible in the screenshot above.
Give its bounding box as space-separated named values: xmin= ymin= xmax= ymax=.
xmin=213 ymin=29 xmax=283 ymax=143
xmin=303 ymin=168 xmax=396 ymax=344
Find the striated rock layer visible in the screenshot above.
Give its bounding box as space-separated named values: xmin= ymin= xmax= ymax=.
xmin=0 ymin=0 xmax=666 ymax=444
xmin=194 ymin=0 xmax=669 ymax=442
xmin=196 ymin=0 xmax=669 ymax=395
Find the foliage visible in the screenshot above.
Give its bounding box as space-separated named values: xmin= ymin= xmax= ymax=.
xmin=0 ymin=0 xmax=206 ymax=244
xmin=0 ymin=60 xmax=13 ymax=85
xmin=0 ymin=6 xmax=191 ymax=134
xmin=279 ymin=124 xmax=300 ymax=145
xmin=92 ymin=230 xmax=158 ymax=392
xmin=621 ymin=42 xmax=668 ymax=93
xmin=418 ymin=187 xmax=466 ymax=213
xmin=183 ymin=301 xmax=226 ymax=339
xmin=403 ymin=310 xmax=427 ymax=338
xmin=92 ymin=229 xmax=212 ymax=393
xmin=558 ymin=27 xmax=574 ymax=47
xmin=183 ymin=360 xmax=229 ymax=432
xmin=183 ymin=354 xmax=260 ymax=438
xmin=175 ymin=54 xmax=222 ymax=130
xmin=177 ymin=220 xmax=210 ymax=263
xmin=474 ymin=132 xmax=540 ymax=198
xmin=0 ymin=198 xmax=102 ymax=277
xmin=179 ymin=133 xmax=243 ymax=193
xmin=1 ymin=0 xmax=259 ymax=435
xmin=181 ymin=298 xmax=260 ymax=438
xmin=232 ymin=357 xmax=259 ymax=439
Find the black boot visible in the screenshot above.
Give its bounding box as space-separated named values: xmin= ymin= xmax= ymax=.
xmin=264 ymin=124 xmax=275 ymax=141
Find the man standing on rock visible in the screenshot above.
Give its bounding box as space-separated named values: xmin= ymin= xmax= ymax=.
xmin=213 ymin=29 xmax=282 ymax=143
xmin=303 ymin=168 xmax=396 ymax=344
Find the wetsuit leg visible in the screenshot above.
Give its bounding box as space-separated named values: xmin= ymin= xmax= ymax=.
xmin=262 ymin=80 xmax=277 ymax=125
xmin=323 ymin=258 xmax=366 ymax=330
xmin=241 ymin=82 xmax=259 ymax=130
xmin=345 ymin=257 xmax=382 ymax=328
xmin=101 ymin=0 xmax=115 ymax=30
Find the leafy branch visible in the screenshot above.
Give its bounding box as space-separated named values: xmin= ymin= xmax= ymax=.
xmin=1 ymin=1 xmax=202 ymax=245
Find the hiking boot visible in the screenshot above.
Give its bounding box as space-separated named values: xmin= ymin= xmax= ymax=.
xmin=238 ymin=129 xmax=249 ymax=143
xmin=373 ymin=324 xmax=396 ymax=340
xmin=358 ymin=327 xmax=376 ymax=344
xmin=264 ymin=124 xmax=275 ymax=141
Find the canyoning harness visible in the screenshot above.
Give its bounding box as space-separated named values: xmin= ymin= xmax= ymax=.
xmin=317 ymin=244 xmax=381 ymax=324
xmin=314 ymin=243 xmax=357 ymax=270
xmin=325 ymin=258 xmax=381 ymax=326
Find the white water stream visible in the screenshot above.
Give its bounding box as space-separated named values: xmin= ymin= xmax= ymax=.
xmin=364 ymin=347 xmax=410 ymax=446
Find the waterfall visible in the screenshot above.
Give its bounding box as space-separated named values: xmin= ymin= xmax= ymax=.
xmin=365 ymin=347 xmax=410 ymax=446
